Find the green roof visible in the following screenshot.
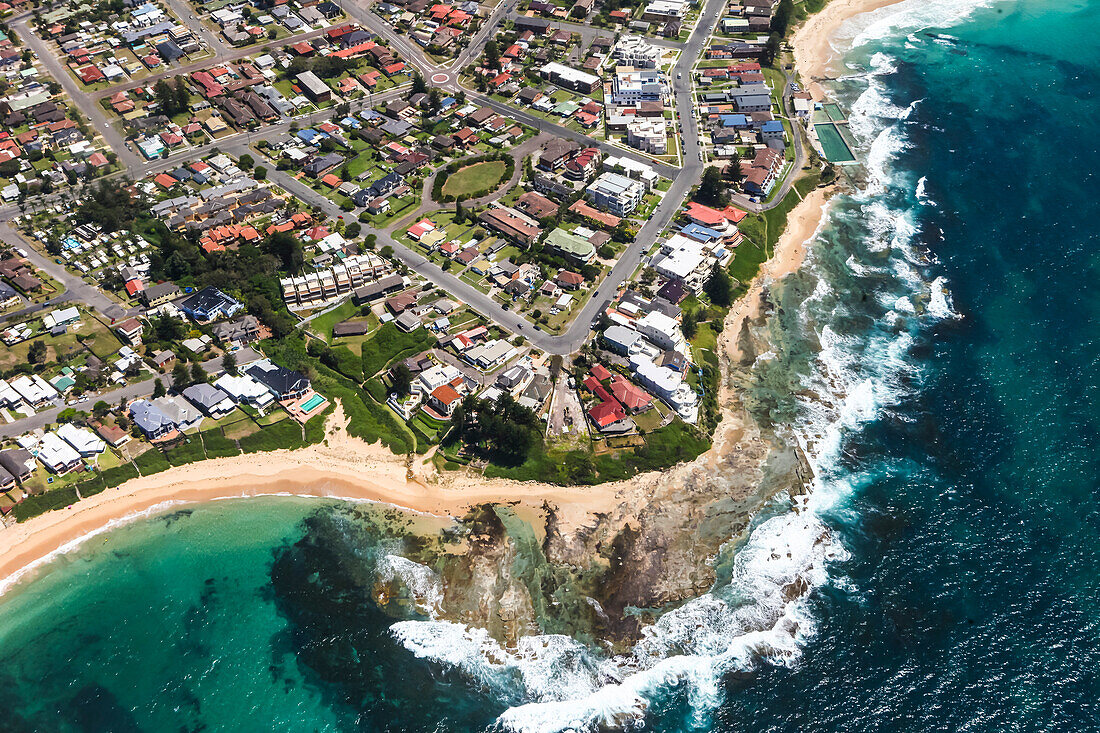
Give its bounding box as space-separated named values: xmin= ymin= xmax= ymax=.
xmin=545 ymin=228 xmax=595 ymax=262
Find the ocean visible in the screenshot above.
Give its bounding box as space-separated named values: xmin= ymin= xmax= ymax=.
xmin=3 ymin=0 xmax=1100 ymax=730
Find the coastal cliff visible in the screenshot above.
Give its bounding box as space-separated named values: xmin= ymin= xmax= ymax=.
xmin=368 ymin=280 xmax=815 ymax=649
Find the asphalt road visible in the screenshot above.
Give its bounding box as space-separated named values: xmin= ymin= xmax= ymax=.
xmin=0 ymin=222 xmax=132 ymax=321
xmin=1 ymin=0 xmax=808 ymax=365
xmin=13 ymin=19 xmax=141 ymax=168
xmin=0 ymin=378 xmax=157 ymax=439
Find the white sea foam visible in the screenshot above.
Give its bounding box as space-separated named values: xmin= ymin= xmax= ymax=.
xmin=840 ymin=0 xmax=998 ymax=50
xmin=376 ymin=554 xmax=444 ymax=617
xmin=928 ymin=276 xmax=962 ymax=320
xmin=915 ymin=176 xmax=930 ymax=202
xmin=391 ymin=17 xmax=958 ymax=732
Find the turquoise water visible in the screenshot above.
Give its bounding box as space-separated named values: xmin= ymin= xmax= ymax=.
xmin=301 ymin=394 xmax=326 ymax=412
xmin=4 ymin=0 xmax=1100 ymax=730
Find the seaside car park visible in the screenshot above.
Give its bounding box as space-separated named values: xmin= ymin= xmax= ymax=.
xmin=0 ymin=0 xmax=845 ymax=521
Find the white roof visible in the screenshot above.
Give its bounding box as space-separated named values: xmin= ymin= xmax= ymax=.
xmin=214 ymin=373 xmax=274 ymax=405
xmin=57 ymin=423 xmax=106 ymax=454
xmin=38 ymin=431 xmax=81 ymax=468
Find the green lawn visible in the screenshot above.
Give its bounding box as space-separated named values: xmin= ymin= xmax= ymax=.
xmin=440 ymin=160 xmax=507 ymax=198
xmin=310 ymin=299 xmax=361 ymax=341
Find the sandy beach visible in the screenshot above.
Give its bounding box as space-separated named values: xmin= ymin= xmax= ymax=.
xmin=792 ymin=0 xmax=910 ymax=97
xmin=0 ymin=0 xmax=881 ymax=594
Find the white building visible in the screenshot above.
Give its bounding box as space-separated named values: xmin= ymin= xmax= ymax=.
xmin=586 ymin=172 xmax=645 ymax=216
xmin=635 ymin=310 xmax=687 ymax=353
xmin=214 ymin=373 xmax=275 ymax=409
xmin=631 ymin=356 xmax=698 ymax=423
xmin=36 ymin=432 xmax=83 ymax=474
xmin=43 ymin=306 xmax=81 ymax=330
xmin=415 ymin=363 xmax=462 ymax=397
xmin=539 ymin=62 xmax=600 ymax=92
xmin=9 ymin=375 xmax=59 ymax=407
xmin=603 ymin=155 xmax=659 ymax=191
xmin=57 ymin=423 xmax=106 ymax=457
xmin=611 ymin=68 xmax=668 ymax=105
xmin=626 ymin=117 xmax=667 ymax=154
xmin=651 ymin=234 xmax=711 ymax=290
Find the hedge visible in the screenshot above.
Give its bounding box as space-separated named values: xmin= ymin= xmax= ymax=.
xmin=200 ymin=429 xmax=240 ymax=458
xmin=134 ymin=448 xmax=171 ymax=476
xmin=323 ymin=345 xmax=364 ymax=382
xmin=165 ymin=439 xmax=206 ymax=466
xmin=100 ymin=463 xmax=139 ymax=488
xmin=239 ymin=419 xmax=304 ymax=453
xmin=13 ymin=486 xmax=79 ymax=522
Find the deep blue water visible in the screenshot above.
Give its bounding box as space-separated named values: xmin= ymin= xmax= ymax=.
xmin=2 ymin=0 xmax=1098 ymax=730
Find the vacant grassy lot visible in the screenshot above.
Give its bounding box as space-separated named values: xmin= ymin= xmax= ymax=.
xmin=441 ymin=161 xmax=507 ymax=198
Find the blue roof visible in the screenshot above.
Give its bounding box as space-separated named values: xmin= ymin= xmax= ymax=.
xmin=719 ymin=114 xmax=748 ymax=126
xmin=296 ymin=129 xmax=328 ymax=143
xmin=341 ymin=116 xmax=362 ymax=128
xmin=680 ymin=223 xmax=724 ymax=242
xmin=761 ymin=120 xmax=784 ymax=132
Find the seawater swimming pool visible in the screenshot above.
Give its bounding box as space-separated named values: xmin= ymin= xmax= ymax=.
xmin=816 ymin=122 xmax=857 ymax=163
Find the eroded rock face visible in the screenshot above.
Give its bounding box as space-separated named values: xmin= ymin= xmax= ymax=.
xmin=417 ymin=288 xmax=812 ymax=650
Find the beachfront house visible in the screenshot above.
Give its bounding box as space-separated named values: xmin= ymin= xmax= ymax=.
xmin=129 ymin=399 xmax=177 ymax=440
xmin=0 ymin=448 xmax=35 ymax=482
xmin=182 ymin=383 xmax=236 ymax=418
xmin=214 ymin=373 xmax=275 ymax=409
xmin=244 ymin=360 xmax=310 ymax=401
xmin=36 ymin=432 xmax=83 ymax=474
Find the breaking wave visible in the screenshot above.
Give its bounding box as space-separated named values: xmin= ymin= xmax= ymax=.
xmin=387 ymin=19 xmax=964 ymax=733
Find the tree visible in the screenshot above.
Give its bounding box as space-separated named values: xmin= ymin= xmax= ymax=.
xmin=27 ymin=339 xmax=46 ymax=365
xmin=380 ymin=245 xmax=394 ymax=259
xmin=411 ymin=72 xmax=428 ymax=95
xmin=697 ymin=165 xmax=729 ymax=207
xmin=222 ymin=351 xmax=237 ymax=375
xmin=764 ymin=33 xmax=782 ymax=66
xmin=263 ymin=230 xmax=305 ymax=274
xmin=364 ymin=234 xmax=377 ymax=249
xmin=390 ymin=363 xmax=412 ymax=396
xmin=335 ymin=102 xmax=351 ymax=117
xmin=190 ymin=362 xmax=207 ymax=385
xmin=254 ymin=166 xmax=267 ymax=180
xmin=152 ymin=378 xmax=166 ymax=398
xmin=681 ymin=309 xmax=698 ymax=339
xmin=238 ymin=154 xmax=254 ymax=170
xmin=93 ymin=400 xmax=110 ymax=418
xmin=771 ymin=0 xmax=794 ymax=35
xmin=154 ymin=314 xmax=185 ymax=342
xmin=723 ymin=151 xmax=744 ymax=185
xmin=484 ymin=40 xmax=500 ymax=70
xmin=454 ymin=199 xmax=465 ymax=222
xmin=172 ymin=362 xmax=191 ymax=387
xmin=704 ymin=264 xmax=733 ymax=307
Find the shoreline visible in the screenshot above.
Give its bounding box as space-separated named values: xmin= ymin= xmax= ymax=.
xmin=792 ymin=0 xmax=910 ymax=98
xmin=0 ymin=2 xmax=869 ymax=596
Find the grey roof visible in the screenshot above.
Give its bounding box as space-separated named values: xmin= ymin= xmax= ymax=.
xmin=602 ymin=325 xmax=643 ymax=351
xmin=182 ymin=383 xmax=231 ymax=411
xmin=0 ymin=448 xmax=33 ymax=477
xmin=130 ymin=399 xmax=175 ymax=434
